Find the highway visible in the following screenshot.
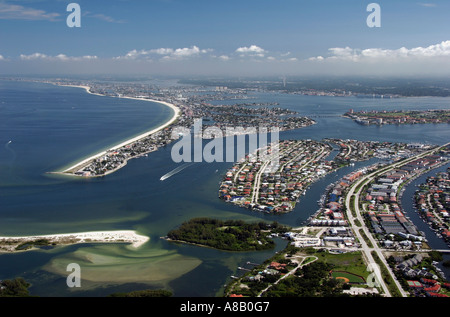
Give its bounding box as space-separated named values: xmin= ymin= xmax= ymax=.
xmin=344 ymin=143 xmax=449 ymax=297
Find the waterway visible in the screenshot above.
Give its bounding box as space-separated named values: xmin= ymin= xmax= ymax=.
xmin=0 ymin=80 xmax=449 ymax=296
xmin=400 ymin=162 xmax=450 ymax=279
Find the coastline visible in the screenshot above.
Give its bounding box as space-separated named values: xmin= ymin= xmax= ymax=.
xmin=0 ymin=230 xmax=150 ymax=253
xmin=52 ymin=84 xmax=181 ymax=176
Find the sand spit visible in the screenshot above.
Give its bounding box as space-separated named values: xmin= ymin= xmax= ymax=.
xmin=53 ymin=84 xmax=180 ymax=176
xmin=0 ymin=230 xmax=150 ymax=253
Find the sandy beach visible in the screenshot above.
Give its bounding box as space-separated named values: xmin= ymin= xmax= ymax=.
xmin=0 ymin=230 xmax=150 ymax=252
xmin=56 ymin=84 xmax=103 ymax=97
xmin=54 ymin=84 xmax=181 ymax=174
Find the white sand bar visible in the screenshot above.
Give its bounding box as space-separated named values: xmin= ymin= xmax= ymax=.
xmin=0 ymin=230 xmax=150 ymax=252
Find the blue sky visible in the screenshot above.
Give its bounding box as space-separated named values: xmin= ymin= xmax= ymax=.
xmin=0 ymin=0 xmax=449 ymax=76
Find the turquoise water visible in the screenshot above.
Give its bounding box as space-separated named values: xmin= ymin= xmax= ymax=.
xmin=0 ymin=80 xmax=449 ymax=296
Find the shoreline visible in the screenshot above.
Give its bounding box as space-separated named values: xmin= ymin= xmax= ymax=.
xmin=0 ymin=230 xmax=150 ymax=253
xmin=52 ymin=84 xmax=181 ymax=176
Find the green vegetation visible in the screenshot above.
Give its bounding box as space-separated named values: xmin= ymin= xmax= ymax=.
xmin=359 ymin=229 xmax=373 ymax=248
xmin=428 ymin=251 xmax=443 ymax=262
xmin=224 ymin=246 xmax=375 ymax=297
xmin=15 ymin=239 xmax=52 ymax=251
xmin=353 ymin=109 xmax=450 ymax=124
xmin=371 ymin=251 xmax=402 ymax=297
xmin=264 ymin=261 xmax=346 ymax=297
xmin=0 ymin=278 xmax=32 ymax=297
xmin=108 ymin=289 xmax=172 ymax=297
xmin=167 ymin=218 xmax=289 ymax=251
xmin=314 ymin=250 xmax=369 ymax=279
xmin=349 ymin=195 xmax=357 ymax=218
xmin=330 ymin=271 xmax=365 ymax=284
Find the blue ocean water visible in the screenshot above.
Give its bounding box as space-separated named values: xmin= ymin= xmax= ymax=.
xmin=0 ymin=80 xmax=449 ymax=297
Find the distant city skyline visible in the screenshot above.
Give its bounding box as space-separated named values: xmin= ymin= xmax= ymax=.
xmin=0 ymin=0 xmax=449 ymax=76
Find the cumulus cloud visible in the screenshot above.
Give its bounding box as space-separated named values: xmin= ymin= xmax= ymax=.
xmin=234 ymin=45 xmax=297 ymax=63
xmin=0 ymin=3 xmax=60 ymax=21
xmin=20 ymin=53 xmax=98 ymax=61
xmin=170 ymin=46 xmax=212 ymax=59
xmin=236 ymin=45 xmax=266 ymax=57
xmin=308 ymin=40 xmax=450 ymax=62
xmin=116 ymin=46 xmax=212 ymax=61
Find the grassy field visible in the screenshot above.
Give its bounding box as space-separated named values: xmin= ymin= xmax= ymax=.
xmin=309 ymin=250 xmax=370 ymax=280
xmin=331 ymin=271 xmax=366 ymax=284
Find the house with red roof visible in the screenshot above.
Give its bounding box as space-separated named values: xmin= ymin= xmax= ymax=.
xmin=424 ymin=284 xmax=441 ymax=293
xmin=426 ymin=292 xmax=448 ymax=298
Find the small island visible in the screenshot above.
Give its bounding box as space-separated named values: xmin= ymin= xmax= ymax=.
xmin=165 ymin=218 xmax=289 ymax=251
xmin=344 ymin=109 xmax=450 ymax=126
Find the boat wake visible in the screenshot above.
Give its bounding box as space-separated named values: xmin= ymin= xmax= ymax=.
xmin=5 ymin=140 xmax=15 ymax=157
xmin=4 ymin=140 xmax=16 ymax=168
xmin=160 ymin=163 xmax=195 ymax=181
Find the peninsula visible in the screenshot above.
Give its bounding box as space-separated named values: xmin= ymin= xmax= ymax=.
xmin=218 ymin=138 xmax=427 ymax=214
xmin=344 ymin=109 xmax=450 ymax=126
xmin=52 ymin=84 xmax=181 ymax=177
xmin=43 ymin=79 xmax=315 ymax=178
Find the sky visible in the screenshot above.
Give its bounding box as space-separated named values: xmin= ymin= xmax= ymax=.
xmin=0 ymin=0 xmax=450 ymax=77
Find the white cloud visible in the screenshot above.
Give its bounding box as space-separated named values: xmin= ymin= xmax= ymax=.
xmin=116 ymin=46 xmax=212 ymax=61
xmin=308 ymin=56 xmax=324 ymax=61
xmin=150 ymin=48 xmax=174 ymax=55
xmin=234 ymin=45 xmax=296 ymax=62
xmin=20 ymin=53 xmax=98 ymax=61
xmin=308 ymin=40 xmax=450 ymax=62
xmin=84 ymin=12 xmax=125 ymax=24
xmin=116 ymin=49 xmax=150 ymax=60
xmin=0 ymin=3 xmax=60 ymax=21
xmin=172 ymin=46 xmax=212 ymax=58
xmin=20 ymin=53 xmax=48 ymax=60
xmin=236 ymin=45 xmax=266 ymax=57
